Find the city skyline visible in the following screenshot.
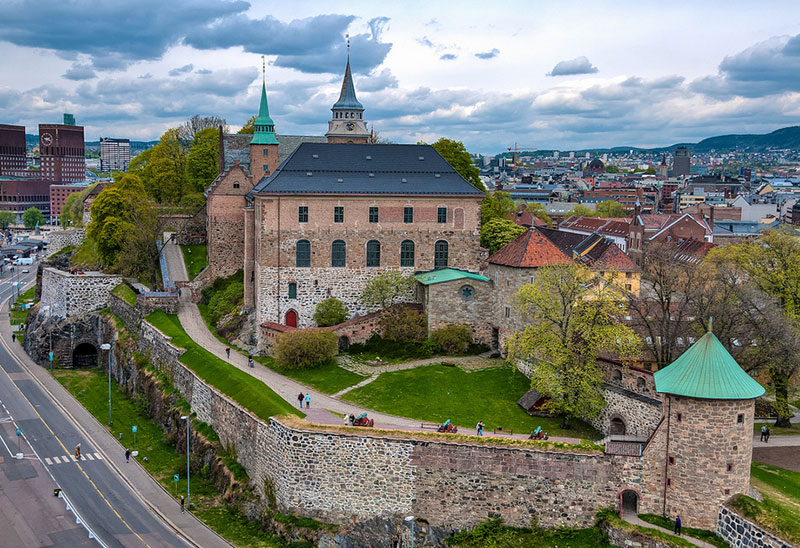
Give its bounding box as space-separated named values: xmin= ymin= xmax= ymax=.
xmin=0 ymin=1 xmax=799 ymax=153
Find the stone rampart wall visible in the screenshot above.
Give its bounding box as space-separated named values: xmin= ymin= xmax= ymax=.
xmin=601 ymin=521 xmax=675 ymax=548
xmin=109 ymin=293 xmax=142 ymax=334
xmin=138 ymin=293 xmax=179 ymax=315
xmin=157 ymin=204 xmax=207 ymax=245
xmin=717 ymin=504 xmax=795 ymax=548
xmin=590 ymin=386 xmax=663 ymax=438
xmin=40 ymin=267 xmax=122 ymax=318
xmin=46 ymin=229 xmax=85 ymax=257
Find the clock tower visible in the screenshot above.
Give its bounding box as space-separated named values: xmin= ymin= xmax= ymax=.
xmin=326 ymin=55 xmax=370 ymax=144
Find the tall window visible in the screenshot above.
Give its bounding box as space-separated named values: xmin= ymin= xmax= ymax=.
xmin=437 ymin=206 xmax=447 ymax=223
xmin=404 ymin=206 xmax=413 ymax=223
xmin=331 ymin=240 xmax=346 ymax=267
xmin=434 ymin=240 xmax=449 ymax=268
xmin=366 ymin=240 xmax=381 ymax=267
xmin=288 ymin=283 xmax=297 ymax=299
xmin=369 ymin=206 xmax=379 ymax=223
xmin=334 ymin=206 xmax=344 ymax=223
xmin=298 ymin=206 xmax=308 ymax=223
xmin=296 ymin=240 xmax=310 ymax=267
xmin=400 ymin=240 xmax=415 ymax=267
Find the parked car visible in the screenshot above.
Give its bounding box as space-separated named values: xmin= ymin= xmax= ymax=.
xmin=22 ymin=268 xmax=30 ymax=273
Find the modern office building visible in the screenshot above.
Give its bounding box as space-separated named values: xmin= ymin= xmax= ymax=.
xmin=99 ymin=137 xmax=131 ymax=172
xmin=673 ymin=146 xmax=691 ymax=177
xmin=39 ymin=116 xmax=85 ymax=182
xmin=0 ymin=125 xmax=27 ymax=175
xmin=0 ymin=176 xmax=52 ymax=222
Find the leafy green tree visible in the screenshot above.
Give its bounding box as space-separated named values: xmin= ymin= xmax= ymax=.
xmin=481 ymin=191 xmax=515 ymax=226
xmin=87 ymin=175 xmax=148 ymax=268
xmin=313 ymin=297 xmax=349 ymax=327
xmin=380 ymin=306 xmax=427 ymax=342
xmin=508 ymin=263 xmax=641 ymax=428
xmin=22 ymin=207 xmax=45 ymax=229
xmin=429 ymin=138 xmax=483 ymax=192
xmin=432 ymin=324 xmax=473 ymax=354
xmin=238 ymin=115 xmax=256 ymax=134
xmin=481 ymin=218 xmax=526 ymax=254
xmin=596 ymin=200 xmax=627 ymax=218
xmin=605 ymin=164 xmax=620 ymax=173
xmin=274 ymin=330 xmax=338 ymax=369
xmin=360 ymin=271 xmax=416 ymax=312
xmin=0 ymin=210 xmax=16 ymax=229
xmin=565 ymin=204 xmax=596 ymax=218
xmin=185 ymin=127 xmax=219 ymax=192
xmin=134 ymin=128 xmax=189 ymax=203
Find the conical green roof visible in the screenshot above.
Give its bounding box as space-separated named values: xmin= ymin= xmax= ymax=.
xmin=250 ymin=81 xmax=278 ymax=145
xmin=654 ymin=331 xmax=765 ymax=400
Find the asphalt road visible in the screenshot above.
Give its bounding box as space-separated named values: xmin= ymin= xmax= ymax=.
xmin=0 ymin=267 xmax=188 ymax=548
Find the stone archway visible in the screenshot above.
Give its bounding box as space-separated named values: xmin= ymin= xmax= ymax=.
xmin=610 ymin=416 xmax=627 ymax=435
xmin=338 ymin=335 xmax=350 ymax=353
xmin=72 ymin=343 xmax=98 ymax=368
xmin=620 ymin=489 xmax=639 ymax=516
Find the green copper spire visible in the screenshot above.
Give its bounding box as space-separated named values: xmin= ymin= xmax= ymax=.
xmin=251 ymin=57 xmax=279 ymax=145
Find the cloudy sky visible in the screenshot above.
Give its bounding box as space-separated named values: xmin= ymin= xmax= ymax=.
xmin=1 ymin=0 xmax=799 ymax=153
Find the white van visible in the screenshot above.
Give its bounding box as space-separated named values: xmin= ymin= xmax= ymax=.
xmin=15 ymin=257 xmax=33 ymax=266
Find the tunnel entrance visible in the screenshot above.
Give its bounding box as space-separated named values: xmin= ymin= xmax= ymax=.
xmin=72 ymin=343 xmax=98 ymax=368
xmin=620 ymin=490 xmax=639 ymax=516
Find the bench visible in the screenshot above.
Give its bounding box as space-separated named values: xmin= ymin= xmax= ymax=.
xmin=420 ymin=423 xmax=440 ymax=430
xmin=492 ymin=427 xmax=513 ymax=435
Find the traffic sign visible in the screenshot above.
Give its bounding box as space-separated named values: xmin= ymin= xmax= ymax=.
xmin=16 ymin=427 xmax=21 ymax=436
xmin=132 ymin=425 xmax=137 ymax=433
xmin=174 ymin=474 xmax=179 ymax=482
xmin=49 ymin=351 xmax=54 ymax=362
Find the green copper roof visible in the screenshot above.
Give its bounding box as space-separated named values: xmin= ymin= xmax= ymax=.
xmin=414 ymin=268 xmax=489 ymax=286
xmin=654 ymin=331 xmax=765 ymax=400
xmin=250 ymin=81 xmax=279 ymax=145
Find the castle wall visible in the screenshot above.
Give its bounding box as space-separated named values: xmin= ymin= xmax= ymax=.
xmin=589 ymin=385 xmax=663 ymax=438
xmin=717 ymin=504 xmax=793 ymax=548
xmin=40 ymin=267 xmax=122 ymax=318
xmin=157 ymin=204 xmax=207 ymax=246
xmin=206 ymin=164 xmax=251 ymax=280
xmin=45 ymin=228 xmax=85 ymax=257
xmin=423 ymin=278 xmax=494 ymax=346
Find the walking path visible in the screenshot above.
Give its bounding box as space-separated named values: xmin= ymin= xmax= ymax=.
xmin=163 ymin=232 xmax=189 ymax=283
xmin=752 ymin=432 xmax=800 ymax=448
xmin=623 ymin=514 xmax=716 ymax=548
xmin=337 ymin=354 xmax=503 ymax=376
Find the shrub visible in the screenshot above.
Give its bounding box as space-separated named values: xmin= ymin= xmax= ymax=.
xmin=433 ymin=324 xmax=473 ymax=354
xmin=202 ymin=270 xmax=244 ymax=326
xmin=381 ymin=307 xmax=427 ymax=342
xmin=274 ymin=330 xmax=338 ymax=370
xmin=313 ymin=298 xmax=349 ymax=327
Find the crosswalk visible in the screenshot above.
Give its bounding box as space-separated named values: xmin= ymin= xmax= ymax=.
xmin=43 ymin=452 xmax=104 ymax=465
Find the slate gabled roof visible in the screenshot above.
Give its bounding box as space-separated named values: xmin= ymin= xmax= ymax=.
xmin=249 ymin=143 xmax=486 ymax=197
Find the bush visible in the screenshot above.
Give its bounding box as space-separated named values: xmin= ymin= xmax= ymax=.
xmin=349 ymin=335 xmax=438 ymax=361
xmin=381 ymin=307 xmax=427 ymax=342
xmin=313 ymin=298 xmax=349 ymax=327
xmin=202 ymin=270 xmax=244 ymax=326
xmin=274 ymin=330 xmax=338 ymax=370
xmin=433 ymin=324 xmax=473 ymax=355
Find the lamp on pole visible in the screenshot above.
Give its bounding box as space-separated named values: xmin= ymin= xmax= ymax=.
xmin=404 ymin=516 xmax=415 ymax=548
xmin=181 ymin=415 xmax=191 ymax=510
xmin=100 ymin=343 xmax=112 ymax=426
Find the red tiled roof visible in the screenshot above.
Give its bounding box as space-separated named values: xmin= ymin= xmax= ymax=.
xmin=487 ymin=229 xmax=569 ymax=268
xmin=560 ymin=216 xmax=631 ymax=237
xmin=510 ymin=210 xmax=547 ymax=228
xmin=587 ymin=242 xmax=639 ymax=272
xmin=673 ymin=238 xmax=715 ymax=264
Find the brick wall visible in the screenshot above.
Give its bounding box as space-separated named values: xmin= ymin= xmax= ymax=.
xmin=40 ymin=267 xmax=122 ymax=318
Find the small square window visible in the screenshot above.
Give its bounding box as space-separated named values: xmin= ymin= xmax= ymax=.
xmin=404 ymin=206 xmax=414 ymax=223
xmin=264 ymin=165 xmax=269 ymax=173
xmin=727 ymin=463 xmax=733 ymax=472
xmin=504 ymin=306 xmax=510 ymax=318
xmin=669 ymin=456 xmax=675 ymax=465
xmin=298 ymin=206 xmax=308 ymax=223
xmin=369 ymin=206 xmax=379 ymax=223
xmin=724 ymin=489 xmax=730 ymax=495
xmin=233 ymin=183 xmax=240 ymax=189
xmin=626 ymin=272 xmax=633 ymax=279
xmin=737 ymin=414 xmax=744 ymax=424
xmin=263 ymin=149 xmax=269 ymax=156
xmin=288 ymin=283 xmax=297 ymax=299
xmin=667 ymin=478 xmax=671 ymax=487
xmin=334 ymin=206 xmax=344 ymax=223
xmin=437 ymin=206 xmax=447 ymax=223
xmin=676 ymin=413 xmax=682 ymax=422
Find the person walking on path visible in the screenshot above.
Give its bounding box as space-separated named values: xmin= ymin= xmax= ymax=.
xmin=476 ymin=421 xmax=484 ymax=436
xmin=765 ymin=426 xmax=771 ymax=442
xmin=674 ymin=515 xmax=681 ymax=536
xmin=298 ymin=392 xmax=304 ymax=408
xmin=225 ymin=347 xmax=231 ymax=359
xmin=11 ymin=333 xmax=15 ymax=343
xmin=180 ymin=495 xmax=185 ymax=513
xmin=125 ymin=448 xmax=131 ymax=463
xmin=761 ymin=424 xmax=767 ymax=442
xmin=248 ymin=357 xmax=254 ymax=368
xmin=305 ymin=393 xmax=311 ymax=409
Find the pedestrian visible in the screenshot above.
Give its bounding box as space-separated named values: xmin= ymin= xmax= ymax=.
xmin=305 ymin=393 xmax=311 ymax=409
xmin=180 ymin=495 xmax=185 ymax=513
xmin=343 ymin=414 xmax=350 ymax=426
xmin=476 ymin=421 xmax=484 ymax=436
xmin=125 ymin=448 xmax=131 ymax=463
xmin=248 ymin=357 xmax=254 ymax=368
xmin=225 ymin=347 xmax=231 ymax=359
xmin=298 ymin=392 xmax=304 ymax=408
xmin=11 ymin=333 xmax=15 ymax=343
xmin=674 ymin=515 xmax=681 ymax=536
xmin=74 ymin=443 xmax=81 ymax=459
xmin=177 ymin=288 xmax=182 ymax=297
xmin=760 ymin=424 xmax=767 ymax=442
xmin=765 ymin=426 xmax=771 ymax=443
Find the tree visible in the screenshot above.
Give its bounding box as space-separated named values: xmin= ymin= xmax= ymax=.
xmin=480 ymin=218 xmax=526 ymax=254
xmin=429 ymin=138 xmax=484 ymax=192
xmin=605 ymin=164 xmax=620 ymax=173
xmin=596 ymin=200 xmax=627 ymax=218
xmin=137 ymin=128 xmax=189 ymax=203
xmin=238 ymin=115 xmax=256 ymax=134
xmin=115 ymin=200 xmax=164 ymax=289
xmin=274 ymin=330 xmax=338 ymax=370
xmin=360 ymin=271 xmax=416 ymax=312
xmin=22 ymin=207 xmax=44 ymax=229
xmin=565 ymin=204 xmax=596 ymax=218
xmin=525 ymin=202 xmax=552 ymax=226
xmin=180 ymin=114 xmax=227 ymax=141
xmin=185 ymin=127 xmax=219 ymax=192
xmin=313 ymin=297 xmax=349 ymax=327
xmin=0 ymin=210 xmax=16 ymax=229
xmin=481 ymin=191 xmax=515 ymax=226
xmin=87 ymin=175 xmax=149 ymax=268
xmin=508 ymin=263 xmax=641 ymax=428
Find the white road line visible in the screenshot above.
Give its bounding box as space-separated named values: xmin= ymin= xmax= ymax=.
xmin=44 ymin=457 xmax=52 ymax=465
xmin=85 ymin=453 xmax=94 ymax=460
xmin=52 ymin=456 xmax=61 ymax=464
xmin=94 ymin=452 xmax=103 ymax=460
xmin=70 ymin=455 xmax=76 ymax=462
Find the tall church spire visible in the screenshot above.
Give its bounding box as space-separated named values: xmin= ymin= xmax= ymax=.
xmin=326 ymin=35 xmax=370 ymax=144
xmin=251 ymin=56 xmax=279 ymax=145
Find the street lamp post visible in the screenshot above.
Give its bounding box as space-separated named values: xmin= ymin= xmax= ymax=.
xmin=405 ymin=516 xmax=415 ymax=548
xmin=181 ymin=415 xmax=191 ymax=510
xmin=100 ymin=343 xmax=112 ymax=426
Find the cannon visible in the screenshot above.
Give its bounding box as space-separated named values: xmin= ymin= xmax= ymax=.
xmin=437 ymin=419 xmax=458 ymax=434
xmin=529 ymin=426 xmax=549 ymax=440
xmin=352 ymin=413 xmax=374 ymax=427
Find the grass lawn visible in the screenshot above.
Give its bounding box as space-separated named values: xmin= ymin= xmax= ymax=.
xmin=638 ymin=514 xmax=728 ymax=548
xmin=254 ymin=356 xmax=366 ymax=395
xmin=181 ymin=244 xmax=208 ymax=280
xmin=145 ymin=311 xmax=302 ymax=422
xmin=342 ymin=364 xmax=601 ymax=440
xmin=11 ymin=285 xmax=37 ymax=335
xmin=52 ymin=368 xmax=301 ymax=548
xmin=112 ymin=283 xmax=138 ymax=307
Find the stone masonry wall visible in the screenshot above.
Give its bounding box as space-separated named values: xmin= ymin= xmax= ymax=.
xmin=717 ymin=504 xmax=795 ymax=548
xmin=109 ymin=293 xmax=142 ymax=334
xmin=46 ymin=229 xmax=85 ymax=257
xmin=157 ymin=204 xmax=207 ymax=246
xmin=40 ymin=267 xmax=122 ymax=318
xmin=206 ymin=164 xmax=252 ymax=280
xmin=589 ymin=386 xmax=662 ymax=438
xmin=424 ymin=278 xmax=494 ymax=346
xmin=137 ymin=293 xmax=179 ymax=315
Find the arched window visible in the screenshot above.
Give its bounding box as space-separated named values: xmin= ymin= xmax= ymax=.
xmin=434 ymin=240 xmax=449 ymax=268
xmin=331 ymin=240 xmax=346 ymax=267
xmin=296 ymin=240 xmax=310 ymax=267
xmin=400 ymin=240 xmax=415 ymax=267
xmin=612 ymin=369 xmax=622 ymax=384
xmin=637 ymin=377 xmax=647 ymax=391
xmin=366 ymin=240 xmax=381 ymax=267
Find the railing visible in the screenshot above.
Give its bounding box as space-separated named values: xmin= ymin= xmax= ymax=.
xmin=57 ymin=489 xmax=106 ymax=547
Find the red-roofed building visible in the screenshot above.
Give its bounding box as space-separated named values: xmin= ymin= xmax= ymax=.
xmin=558 ymin=215 xmax=632 ymax=252
xmin=628 ymin=210 xmax=712 ymax=265
xmin=509 ymin=209 xmax=547 ymax=228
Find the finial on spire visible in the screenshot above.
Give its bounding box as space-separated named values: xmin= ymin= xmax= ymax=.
xmin=346 ymin=33 xmax=350 ymax=56
xmin=708 ymin=317 xmax=713 ymax=333
xmin=262 ymin=55 xmax=265 ymax=85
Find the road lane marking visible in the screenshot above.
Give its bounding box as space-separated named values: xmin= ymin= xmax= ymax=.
xmin=44 ymin=457 xmax=52 ymax=465
xmin=53 ymin=456 xmax=61 ymax=463
xmin=85 ymin=453 xmax=94 ymax=460
xmin=94 ymin=452 xmax=102 ymax=460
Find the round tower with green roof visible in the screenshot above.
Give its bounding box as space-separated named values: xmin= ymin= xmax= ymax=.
xmin=652 ymin=321 xmax=765 ymax=529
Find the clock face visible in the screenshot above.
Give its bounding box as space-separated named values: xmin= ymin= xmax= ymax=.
xmin=41 ymin=133 xmax=53 ymax=146
xmin=346 ymin=122 xmax=355 ymax=131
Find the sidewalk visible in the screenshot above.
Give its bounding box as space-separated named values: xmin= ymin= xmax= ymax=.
xmin=0 ymin=294 xmax=233 ymax=548
xmin=752 ymin=433 xmax=800 ymax=448
xmin=623 ymin=514 xmax=716 ymax=548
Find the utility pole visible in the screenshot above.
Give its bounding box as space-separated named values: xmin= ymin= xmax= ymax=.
xmin=181 ymin=415 xmax=191 ymax=510
xmin=100 ymin=343 xmax=112 ymax=426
